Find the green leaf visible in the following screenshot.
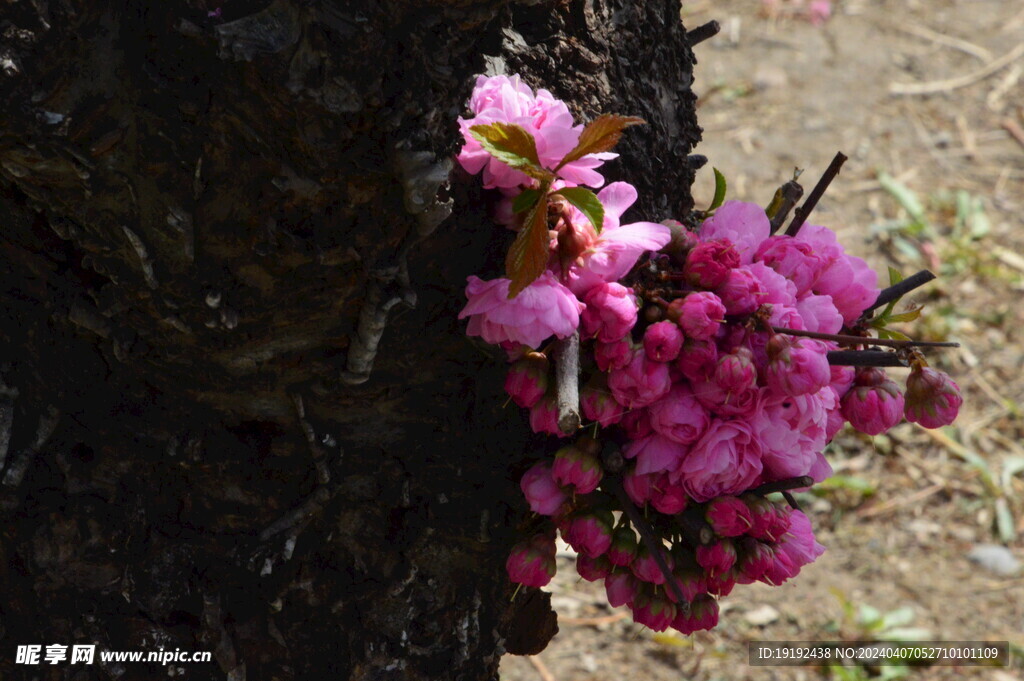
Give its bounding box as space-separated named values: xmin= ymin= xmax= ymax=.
xmin=552 ymin=186 xmax=605 ymax=233
xmin=511 ymin=188 xmax=542 ymax=214
xmin=995 ymin=497 xmax=1015 ymax=544
xmin=888 ymin=266 xmax=904 ymax=287
xmin=708 ymin=167 xmax=727 ymax=212
xmin=877 ymin=328 xmax=911 ymax=341
xmin=556 ymin=114 xmax=645 ymax=169
xmin=999 ymin=455 xmax=1024 ymax=493
xmin=878 ymin=607 xmax=916 ymax=630
xmin=505 ymin=195 xmax=551 ymax=298
xmin=469 ymin=123 xmax=552 ymax=182
xmin=886 ymin=307 xmax=923 ymax=323
xmin=878 ymin=172 xmax=928 ymax=227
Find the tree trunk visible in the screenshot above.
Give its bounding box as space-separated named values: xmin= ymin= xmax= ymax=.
xmin=0 ymin=1 xmax=700 ymax=679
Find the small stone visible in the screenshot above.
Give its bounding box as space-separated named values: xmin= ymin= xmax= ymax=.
xmin=967 ymin=544 xmax=1020 ymax=576
xmin=744 ymin=604 xmax=780 ymax=626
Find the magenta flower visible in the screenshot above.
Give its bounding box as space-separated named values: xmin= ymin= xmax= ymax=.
xmin=795 ymin=293 xmax=843 ymax=335
xmin=684 ymin=238 xmax=740 ymax=289
xmin=763 ymin=510 xmax=825 ymax=585
xmin=506 ymin=532 xmax=557 ymax=587
xmin=503 ymin=352 xmax=549 ymax=408
xmin=756 ymin=235 xmax=828 ymax=295
xmin=841 ymin=367 xmax=905 ymax=435
xmin=608 ymin=350 xmax=672 ymax=409
xmin=765 ymin=335 xmax=831 ymax=397
xmin=643 ymin=320 xmax=685 ymax=362
xmin=551 ymin=445 xmax=603 ymax=494
xmin=459 ymin=272 xmax=583 ymax=349
xmin=620 ymin=408 xmax=654 ymax=439
xmin=605 ymin=571 xmax=639 ymax=607
xmin=674 ymin=420 xmax=763 ymax=502
xmin=581 ymin=281 xmax=637 ymax=343
xmin=904 ymin=365 xmax=963 ymax=428
xmin=672 ymin=291 xmax=726 ymax=340
xmin=623 ymin=433 xmax=688 ymax=476
xmin=520 ymin=462 xmax=567 ymax=516
xmin=800 ymin=224 xmax=880 ymax=324
xmin=753 ymin=389 xmax=831 ymax=481
xmin=705 ymin=496 xmax=754 ymax=537
xmin=699 ymin=200 xmax=771 ymax=264
xmin=457 ymin=75 xmax=614 ymax=189
xmin=649 ymin=385 xmax=710 ymax=445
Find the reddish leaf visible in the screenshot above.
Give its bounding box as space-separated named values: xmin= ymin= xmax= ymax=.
xmin=556 ymin=114 xmax=645 ymax=169
xmin=506 ymin=197 xmax=551 ymax=298
xmin=468 ymin=122 xmax=553 ymax=182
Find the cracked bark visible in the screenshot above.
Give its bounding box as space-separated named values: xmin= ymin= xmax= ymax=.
xmin=0 ymin=1 xmax=701 ymax=679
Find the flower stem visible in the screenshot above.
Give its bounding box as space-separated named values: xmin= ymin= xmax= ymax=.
xmin=770 ymin=325 xmax=958 ymax=349
xmin=785 ymin=151 xmax=847 ymax=237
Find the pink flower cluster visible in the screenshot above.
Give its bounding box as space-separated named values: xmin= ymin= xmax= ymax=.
xmin=455 ymin=75 xmax=961 ymax=636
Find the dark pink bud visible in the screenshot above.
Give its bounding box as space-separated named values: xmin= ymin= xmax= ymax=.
xmin=666 ymin=568 xmax=708 ymax=604
xmin=695 ymin=540 xmax=737 ymax=577
xmin=620 ymin=408 xmax=653 ymax=439
xmin=705 ymin=495 xmax=754 ymax=537
xmin=705 ymin=570 xmax=736 ymax=597
xmin=630 ymin=590 xmax=677 ymax=632
xmin=520 ymin=462 xmax=567 ymax=516
xmin=677 ymin=291 xmax=727 ymax=340
xmin=716 ymin=266 xmax=767 ymax=315
xmin=580 ymin=374 xmax=625 ymax=428
xmin=581 ymin=282 xmax=638 ymax=343
xmin=650 ymin=479 xmax=688 ymax=515
xmin=684 ymin=238 xmax=740 ymax=289
xmin=744 ymin=496 xmax=792 ymax=542
xmin=622 ymin=468 xmax=655 ymax=506
xmin=661 ymin=219 xmax=699 ymax=264
xmin=675 ymin=338 xmax=718 ymax=382
xmin=576 ymin=553 xmax=612 ymax=582
xmin=904 ymin=365 xmax=962 ymax=429
xmin=631 ymin=545 xmax=674 ymax=585
xmin=604 ymin=571 xmax=639 ymax=607
xmin=713 ymin=346 xmax=757 ymax=394
xmin=608 ymin=525 xmax=640 ymax=567
xmin=504 ymin=352 xmax=549 ymax=408
xmin=737 ymin=537 xmax=775 ymax=582
xmin=563 ymin=510 xmax=614 ymax=558
xmin=529 ymin=395 xmax=565 ymax=437
xmin=643 ymin=321 xmax=685 ymax=362
xmin=506 ymin=534 xmax=557 ymax=587
xmin=841 ymin=367 xmax=904 ymax=435
xmin=671 ymin=594 xmax=719 ymax=634
xmin=551 ymin=445 xmax=603 ymax=495
xmin=594 ymin=337 xmax=633 ymax=372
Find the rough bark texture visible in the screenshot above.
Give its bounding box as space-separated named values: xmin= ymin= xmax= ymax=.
xmin=0 ymin=1 xmax=700 ymax=679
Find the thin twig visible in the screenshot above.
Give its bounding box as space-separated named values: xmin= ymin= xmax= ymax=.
xmin=785 ymin=152 xmax=847 ymax=237
xmin=606 ymin=477 xmax=686 ymax=605
xmin=864 ymin=269 xmax=936 ymax=314
xmin=1001 ymin=116 xmax=1024 ymax=151
xmin=770 ymin=325 xmax=959 ymax=349
xmin=686 ymin=20 xmax=721 ymax=46
xmin=827 ymin=350 xmax=908 ymax=367
xmin=890 ymin=42 xmax=1024 ymax=95
xmin=767 ymin=179 xmax=804 ymax=234
xmin=554 ymin=332 xmax=581 ymax=435
xmin=527 ymin=655 xmax=556 ymax=681
xmin=749 ymin=476 xmax=814 ymax=496
xmin=890 ymin=22 xmax=993 ymax=62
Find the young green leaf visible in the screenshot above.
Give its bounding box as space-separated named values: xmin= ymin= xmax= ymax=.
xmin=505 ymin=196 xmax=551 ymax=298
xmin=886 ymin=307 xmax=923 ymax=323
xmin=511 ymin=188 xmax=542 ymax=214
xmin=552 ymin=186 xmax=605 ymax=233
xmin=708 ymin=167 xmax=727 ymax=212
xmin=469 ymin=122 xmax=553 ymax=182
xmin=556 ymin=114 xmax=645 ymax=170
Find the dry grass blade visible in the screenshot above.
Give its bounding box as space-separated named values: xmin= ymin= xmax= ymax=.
xmin=528 ymin=655 xmax=556 ymax=681
xmin=891 ymin=22 xmax=993 ymax=62
xmin=890 ymin=43 xmax=1024 ymax=95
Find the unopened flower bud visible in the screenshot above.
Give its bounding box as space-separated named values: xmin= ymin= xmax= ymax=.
xmin=841 ymin=367 xmax=904 ymax=435
xmin=705 ymin=495 xmax=754 ymax=537
xmin=630 ymin=590 xmax=677 ymax=632
xmin=643 ymin=321 xmax=685 ymax=362
xmin=506 ymin=535 xmax=557 ymax=587
xmin=504 ymin=352 xmax=549 ymax=408
xmin=904 ymin=365 xmax=962 ymax=428
xmin=552 ymin=444 xmax=604 ymax=495
xmin=520 ymin=462 xmax=567 ymax=516
xmin=608 ymin=525 xmax=640 ymax=567
xmin=683 ymin=238 xmax=739 ymax=289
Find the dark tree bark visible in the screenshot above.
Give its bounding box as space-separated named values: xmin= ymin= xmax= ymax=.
xmin=0 ymin=1 xmax=700 ymax=679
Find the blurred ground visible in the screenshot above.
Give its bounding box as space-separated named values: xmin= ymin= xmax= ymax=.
xmin=502 ymin=1 xmax=1024 ymax=679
